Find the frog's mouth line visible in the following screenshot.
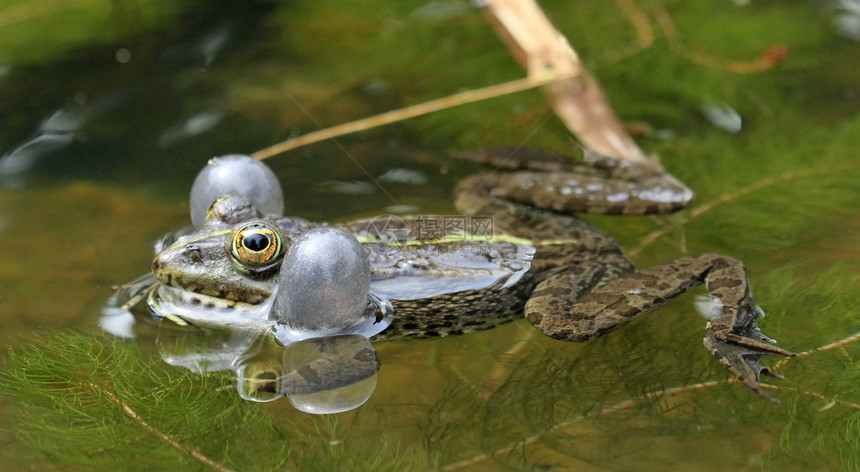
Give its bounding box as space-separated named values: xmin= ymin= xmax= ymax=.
xmin=148 ymin=283 xmax=272 ymax=327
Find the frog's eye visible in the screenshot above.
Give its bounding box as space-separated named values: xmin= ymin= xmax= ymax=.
xmin=228 ymin=222 xmax=285 ymax=273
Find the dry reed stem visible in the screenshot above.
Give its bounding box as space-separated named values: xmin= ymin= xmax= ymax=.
xmin=251 ymin=73 xmax=571 ymax=161
xmin=478 ymin=329 xmax=536 ymax=399
xmin=687 ymin=44 xmax=789 ymax=74
xmin=772 ymin=331 xmax=860 ymax=370
xmin=88 ymin=382 xmax=236 ymax=472
xmin=443 ymin=381 xmax=721 ymax=471
xmin=482 ymin=0 xmax=648 ymax=163
xmin=614 ymin=0 xmax=654 ymax=48
xmin=254 ymin=0 xmax=651 ymax=164
xmin=443 ymin=323 xmax=860 ymax=470
xmin=445 ymin=357 xmax=860 ymax=471
xmin=628 ymin=166 xmax=848 ymax=257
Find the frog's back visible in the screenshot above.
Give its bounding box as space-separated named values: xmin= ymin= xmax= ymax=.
xmin=336 ymin=215 xmax=546 ymax=338
xmin=372 ymin=240 xmax=539 ymax=339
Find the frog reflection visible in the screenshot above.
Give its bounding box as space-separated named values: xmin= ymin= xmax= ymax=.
xmin=154 ymin=319 xmax=380 ymax=413
xmin=104 ymin=225 xmax=385 ymax=414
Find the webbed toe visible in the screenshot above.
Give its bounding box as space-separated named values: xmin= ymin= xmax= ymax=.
xmin=703 ymin=324 xmax=795 ymax=403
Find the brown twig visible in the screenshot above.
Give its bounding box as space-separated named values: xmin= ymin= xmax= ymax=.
xmin=686 ymin=44 xmax=789 ymax=75
xmin=443 ymin=380 xmax=721 ymax=471
xmin=482 ymin=0 xmax=649 ymax=163
xmin=649 ymin=3 xmax=681 ymax=51
xmin=88 ymin=382 xmax=236 ymax=472
xmin=628 ymin=166 xmax=849 ymax=257
xmin=251 ymin=73 xmax=573 ymax=161
xmin=252 ymin=0 xmax=652 ymax=164
xmin=760 ymin=383 xmax=860 ymax=410
xmin=444 ymin=367 xmax=860 ymax=471
xmin=613 ymin=2 xmax=786 ymax=75
xmin=478 ymin=329 xmax=536 ymax=399
xmin=444 ymin=308 xmax=860 ymax=470
xmin=772 ymin=331 xmax=860 ymax=370
xmin=614 ymin=0 xmax=654 ymax=48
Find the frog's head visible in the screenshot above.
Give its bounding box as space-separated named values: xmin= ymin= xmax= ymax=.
xmin=152 ymin=195 xmax=287 ymax=304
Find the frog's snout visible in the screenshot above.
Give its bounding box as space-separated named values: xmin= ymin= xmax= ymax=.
xmin=151 ymin=249 xmax=176 ymax=285
xmin=151 ymin=244 xmax=200 ymax=285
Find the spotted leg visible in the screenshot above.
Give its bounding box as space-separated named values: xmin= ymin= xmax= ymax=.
xmin=453 ymin=147 xmax=694 ymax=215
xmin=525 ymin=254 xmax=795 ymax=402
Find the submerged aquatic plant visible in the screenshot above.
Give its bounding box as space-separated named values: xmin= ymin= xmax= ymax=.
xmin=0 ymin=333 xmax=286 ymax=471
xmin=0 ymin=333 xmax=419 ymax=472
xmin=0 ymin=0 xmax=858 ymax=471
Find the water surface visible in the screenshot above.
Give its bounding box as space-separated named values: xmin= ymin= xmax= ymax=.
xmin=0 ymin=1 xmax=858 ymax=471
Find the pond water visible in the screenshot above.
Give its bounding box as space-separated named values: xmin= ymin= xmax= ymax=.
xmin=0 ymin=1 xmax=858 ymax=471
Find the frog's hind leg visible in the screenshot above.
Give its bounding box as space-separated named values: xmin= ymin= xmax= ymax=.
xmin=525 ymin=253 xmax=635 ymax=331
xmin=454 ymin=147 xmax=694 ymax=215
xmin=525 ymin=254 xmax=795 ymax=402
xmin=451 ymin=147 xmax=582 ymax=172
xmin=485 ymin=167 xmax=692 ymax=215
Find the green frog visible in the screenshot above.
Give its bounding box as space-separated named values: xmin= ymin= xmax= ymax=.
xmin=151 ymin=147 xmax=795 ymax=402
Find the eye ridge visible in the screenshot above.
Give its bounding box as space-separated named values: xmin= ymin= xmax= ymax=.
xmin=205 ymin=195 xmax=231 ymax=222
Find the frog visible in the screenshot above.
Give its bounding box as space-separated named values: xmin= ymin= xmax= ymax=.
xmin=151 ymin=147 xmax=795 ymax=402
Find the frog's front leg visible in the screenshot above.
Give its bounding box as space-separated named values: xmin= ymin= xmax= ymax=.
xmin=526 ymin=254 xmax=795 ymax=402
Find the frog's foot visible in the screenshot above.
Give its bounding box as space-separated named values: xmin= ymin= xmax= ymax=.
xmin=526 ymin=254 xmax=794 ymax=402
xmin=701 ymin=257 xmax=796 ymax=402
xmin=704 ymin=307 xmax=796 ymax=403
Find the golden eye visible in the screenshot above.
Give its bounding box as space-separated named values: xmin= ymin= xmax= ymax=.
xmin=229 ymin=222 xmax=285 ymax=272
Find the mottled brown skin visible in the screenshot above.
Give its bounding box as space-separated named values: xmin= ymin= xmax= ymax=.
xmin=153 ymin=147 xmax=795 ymax=401
xmin=236 ymin=335 xmax=380 ymax=398
xmin=445 ymin=147 xmax=795 ymax=402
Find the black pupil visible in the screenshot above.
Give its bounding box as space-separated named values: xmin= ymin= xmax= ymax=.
xmin=242 ymin=232 xmax=270 ymax=252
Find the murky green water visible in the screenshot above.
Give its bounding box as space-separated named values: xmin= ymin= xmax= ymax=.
xmin=1 ymin=1 xmax=858 ymax=470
